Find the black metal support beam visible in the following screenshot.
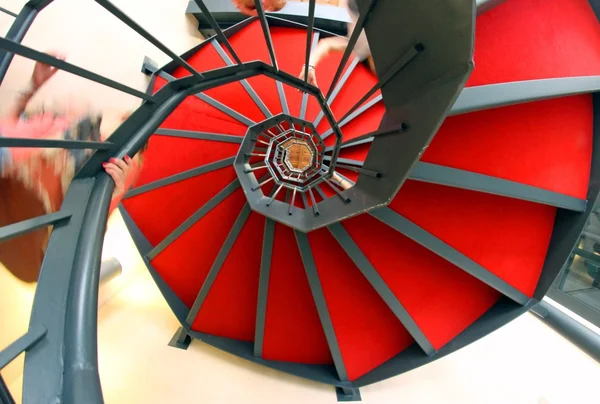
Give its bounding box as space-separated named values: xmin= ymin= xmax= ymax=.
xmin=326 ymin=0 xmax=378 ymax=100
xmin=0 ymin=37 xmax=154 ymax=101
xmin=314 ymin=57 xmax=360 ymax=128
xmin=325 ymin=121 xmax=408 ymax=151
xmin=308 ymin=187 xmax=320 ymax=216
xmin=154 ymin=128 xmax=243 ymax=143
xmin=295 ymin=230 xmax=349 ymax=382
xmin=0 ymin=374 xmax=14 ymax=404
xmin=188 ymin=328 xmax=342 ymax=386
xmin=303 ymin=0 xmax=317 ymax=83
xmin=323 ymin=156 xmax=363 ymax=167
xmin=95 ymin=0 xmax=203 ymax=80
xmin=277 ymin=81 xmax=290 ymax=115
xmin=531 ymin=301 xmax=600 ymax=362
xmin=476 ymin=0 xmax=506 ymax=15
xmin=328 ymin=223 xmax=436 ymax=355
xmin=0 ymin=324 xmax=47 ymax=370
xmin=370 ymin=207 xmax=530 ymax=305
xmin=155 ymin=70 xmax=255 ymax=126
xmin=119 ymin=205 xmax=191 ymax=324
xmin=192 ymin=0 xmax=243 ymax=64
xmin=450 ymin=76 xmax=600 ymax=116
xmin=212 ymin=40 xmax=273 ymax=118
xmin=254 ymin=218 xmax=275 ymax=357
xmin=147 ymin=179 xmax=240 ymax=260
xmin=168 ymin=326 xmax=193 ymax=350
xmin=0 ymin=0 xmax=53 ymax=86
xmin=0 ymin=211 xmax=71 ymax=243
xmin=300 ymin=31 xmax=320 ymax=120
xmin=0 ymin=137 xmax=114 ymax=150
xmin=125 ymin=156 xmax=235 ymax=199
xmin=336 ymin=386 xmax=362 ymax=402
xmin=409 ymin=162 xmax=587 ymax=212
xmin=337 ymin=43 xmax=423 ymax=125
xmin=0 ymin=6 xmax=18 ymax=18
xmin=321 ymin=94 xmax=382 ymax=140
xmin=186 ymin=204 xmax=251 ymax=325
xmin=335 ymin=163 xmax=381 ymax=178
xmin=355 ymin=298 xmax=534 ymax=387
xmin=254 ymin=0 xmax=279 ymax=71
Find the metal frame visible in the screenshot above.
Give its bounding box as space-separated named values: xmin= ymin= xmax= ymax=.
xmin=370 ymin=207 xmax=530 ymax=305
xmin=186 ymin=204 xmax=252 ymax=325
xmin=2 ymin=0 xmax=598 ymax=402
xmin=328 ymin=222 xmax=436 ymax=355
xmin=531 ymin=301 xmax=600 ymax=362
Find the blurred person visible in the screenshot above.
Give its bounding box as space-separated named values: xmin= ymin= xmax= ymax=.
xmin=299 ymin=0 xmax=374 ymax=87
xmin=0 ymin=53 xmax=144 ymax=283
xmin=233 ymin=0 xmax=287 ymax=15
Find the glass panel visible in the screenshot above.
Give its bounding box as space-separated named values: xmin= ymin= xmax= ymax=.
xmin=555 ymin=201 xmax=600 ymax=316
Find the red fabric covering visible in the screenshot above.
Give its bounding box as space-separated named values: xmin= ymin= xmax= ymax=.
xmin=342 ymin=215 xmax=501 ymax=350
xmin=191 ymin=212 xmax=265 ymax=341
xmin=123 ymin=167 xmax=238 ymax=247
xmin=169 ymin=36 xmax=267 ymax=123
xmin=262 ymin=223 xmax=332 ymax=364
xmin=150 ymin=189 xmax=247 ymax=307
xmin=390 ymin=181 xmax=556 ymax=297
xmin=469 ymin=0 xmax=600 ymax=86
xmin=424 ymin=95 xmax=593 ymax=199
xmin=223 ymin=21 xmax=284 ymax=116
xmin=134 ymin=134 xmax=239 ymax=189
xmin=308 ymin=228 xmax=414 ymax=380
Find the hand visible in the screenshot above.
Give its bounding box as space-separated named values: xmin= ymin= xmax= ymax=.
xmin=299 ymin=65 xmax=317 ymax=87
xmin=103 ymin=156 xmax=132 ymax=197
xmin=263 ymin=0 xmax=286 ymax=11
xmin=31 ymin=51 xmax=66 ymax=90
xmin=233 ymin=0 xmax=257 ymax=15
xmin=233 ymin=0 xmax=285 ymax=16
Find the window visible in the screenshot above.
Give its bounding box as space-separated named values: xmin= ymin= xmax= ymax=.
xmin=548 ymin=200 xmax=600 ymax=328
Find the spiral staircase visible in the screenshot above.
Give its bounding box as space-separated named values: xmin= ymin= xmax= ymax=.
xmin=1 ymin=0 xmax=600 ymax=402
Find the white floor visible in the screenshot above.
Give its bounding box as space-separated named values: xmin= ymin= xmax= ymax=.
xmin=1 ymin=0 xmax=600 ymax=402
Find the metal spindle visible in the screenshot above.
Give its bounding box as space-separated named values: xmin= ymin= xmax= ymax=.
xmin=95 ymin=0 xmax=204 ymax=81
xmin=192 ymin=0 xmax=243 ymax=64
xmin=252 ymin=176 xmax=274 ymax=191
xmin=0 ymin=38 xmax=153 ymax=101
xmin=308 ymin=187 xmax=320 ymax=216
xmin=0 ymin=6 xmax=17 ymax=18
xmin=326 ymin=0 xmax=378 ymax=99
xmin=338 ymin=43 xmax=424 ymax=124
xmin=303 ymin=0 xmax=317 ymax=83
xmin=289 ymin=187 xmax=298 ymax=215
xmin=266 ymin=184 xmax=284 ymax=206
xmin=253 ymin=0 xmax=279 ymax=70
xmin=0 ymin=137 xmax=114 ymax=150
